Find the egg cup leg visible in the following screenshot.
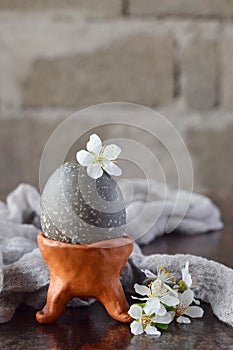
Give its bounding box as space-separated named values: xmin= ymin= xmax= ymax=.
xmin=98 ymin=281 xmax=133 ymax=323
xmin=36 ymin=281 xmax=70 ymax=324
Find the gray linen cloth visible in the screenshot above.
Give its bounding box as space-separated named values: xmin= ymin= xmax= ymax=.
xmin=121 ymin=179 xmax=223 ymax=244
xmin=0 ymin=183 xmax=231 ymax=327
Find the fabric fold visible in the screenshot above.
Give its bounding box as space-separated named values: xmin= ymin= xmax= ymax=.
xmin=121 ymin=179 xmax=223 ymax=244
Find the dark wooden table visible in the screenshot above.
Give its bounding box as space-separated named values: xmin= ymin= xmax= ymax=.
xmin=0 ymin=193 xmax=233 ymax=350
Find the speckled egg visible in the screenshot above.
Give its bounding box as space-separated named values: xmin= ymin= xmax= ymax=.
xmin=41 ymin=161 xmax=126 ymax=244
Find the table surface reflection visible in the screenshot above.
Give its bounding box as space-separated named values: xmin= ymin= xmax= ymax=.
xmin=0 ymin=192 xmax=233 ymax=350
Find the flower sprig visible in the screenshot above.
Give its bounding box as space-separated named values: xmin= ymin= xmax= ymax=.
xmin=128 ymin=262 xmax=204 ymax=336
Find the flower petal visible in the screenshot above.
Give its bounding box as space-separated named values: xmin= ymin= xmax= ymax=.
xmin=161 ymin=295 xmax=179 ymax=307
xmin=182 ymin=262 xmax=192 ymax=288
xmin=185 ymin=306 xmax=204 ymax=318
xmin=180 ymin=289 xmax=194 ymax=308
xmin=182 ymin=261 xmax=189 ymax=279
xmin=130 ymin=320 xmax=143 ymax=335
xmin=151 ymin=279 xmax=162 ymax=295
xmin=131 ymin=296 xmax=149 ymax=301
xmin=157 ymin=304 xmax=167 ymax=316
xmin=134 ymin=283 xmax=150 ymax=297
xmin=144 ymin=325 xmax=161 ymax=336
xmin=87 ymin=163 xmax=103 ymax=179
xmin=152 ymin=312 xmax=172 ymax=324
xmin=157 ymin=269 xmax=171 ymax=283
xmin=144 ymin=297 xmax=160 ymax=315
xmin=165 ymin=284 xmax=178 ymax=297
xmin=103 ymin=161 xmax=122 ymax=176
xmin=169 ymin=311 xmax=176 ymax=321
xmin=141 ymin=269 xmax=156 ymax=279
xmin=76 ymin=150 xmax=94 ymax=166
xmin=128 ymin=305 xmax=143 ymax=319
xmin=102 ymin=144 xmax=121 ymax=160
xmin=194 ymin=298 xmax=201 ymax=306
xmin=177 ymin=316 xmax=191 ymax=324
xmin=184 ymin=275 xmax=192 ymax=289
xmin=87 ymin=134 xmax=102 ymax=153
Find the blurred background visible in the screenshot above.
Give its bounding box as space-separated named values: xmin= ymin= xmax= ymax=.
xmin=1 ymin=0 xmax=233 ymax=196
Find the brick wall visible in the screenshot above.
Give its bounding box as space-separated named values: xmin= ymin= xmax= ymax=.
xmin=0 ymin=1 xmax=233 ymax=195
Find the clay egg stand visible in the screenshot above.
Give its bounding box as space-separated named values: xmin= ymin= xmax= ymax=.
xmin=37 ymin=156 xmax=133 ymax=324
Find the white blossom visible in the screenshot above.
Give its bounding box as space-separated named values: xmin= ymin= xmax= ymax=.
xmin=175 ymin=289 xmax=204 ymax=324
xmin=128 ymin=299 xmax=173 ymax=336
xmin=142 ymin=266 xmax=173 ymax=285
xmin=76 ymin=134 xmax=122 ymax=179
xmin=142 ymin=266 xmax=177 ymax=296
xmin=133 ymin=279 xmax=179 ymax=313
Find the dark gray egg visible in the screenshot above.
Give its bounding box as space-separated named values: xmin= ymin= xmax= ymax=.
xmin=41 ymin=161 xmax=126 ymax=244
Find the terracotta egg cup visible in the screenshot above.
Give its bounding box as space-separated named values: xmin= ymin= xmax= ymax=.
xmin=36 ymin=232 xmax=134 ymax=324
